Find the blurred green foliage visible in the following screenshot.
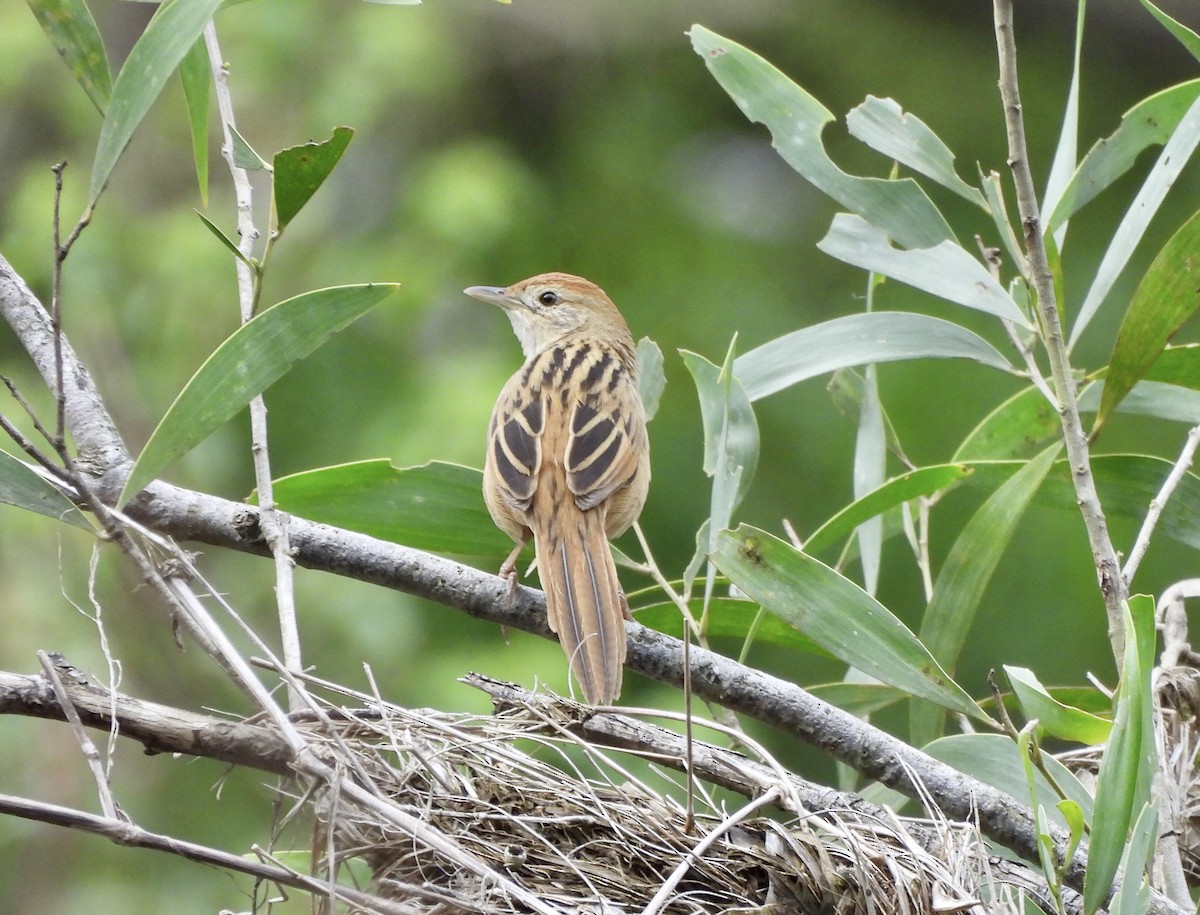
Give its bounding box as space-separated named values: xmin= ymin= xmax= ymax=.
xmin=3 ymin=1 xmax=1200 ymax=910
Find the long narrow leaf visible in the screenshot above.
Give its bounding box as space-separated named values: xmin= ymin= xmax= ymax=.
xmin=1042 ymin=0 xmax=1086 ymax=248
xmin=120 ymin=283 xmax=398 ymax=504
xmin=1095 ymin=206 xmax=1200 ymax=430
xmin=953 ymin=384 xmax=1061 ymax=461
xmin=804 ymin=463 xmax=976 ymax=556
xmin=1050 ymin=81 xmax=1200 ymax=232
xmin=688 ymin=26 xmax=953 ymax=249
xmin=734 ymin=312 xmax=1015 ymax=402
xmin=1083 ymin=596 xmax=1156 ymax=914
xmin=179 ymin=37 xmax=210 ymax=208
xmin=817 ymin=214 xmax=1030 ymax=328
xmin=912 ymin=445 xmax=1061 ymax=745
xmin=90 ymin=0 xmax=223 ymax=205
xmin=27 ymin=0 xmax=112 ymax=114
xmin=1138 ymin=0 xmax=1200 ymax=62
xmin=712 ymin=525 xmax=984 ymax=720
xmin=854 ymin=363 xmax=885 ymax=595
xmin=926 ymin=733 xmax=1094 ymax=828
xmin=0 ymin=450 xmax=92 ymax=531
xmin=844 ymin=96 xmax=986 ymax=208
xmin=1070 ymin=90 xmax=1200 ymax=347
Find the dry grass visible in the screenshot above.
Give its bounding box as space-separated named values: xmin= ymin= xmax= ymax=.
xmin=301 ymin=690 xmax=1009 ymax=915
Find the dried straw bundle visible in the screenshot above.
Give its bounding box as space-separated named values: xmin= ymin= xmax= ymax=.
xmin=306 ymin=684 xmax=997 ymax=915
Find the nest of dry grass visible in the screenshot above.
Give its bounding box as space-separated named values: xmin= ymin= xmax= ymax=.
xmin=302 ymin=684 xmax=1008 ymax=915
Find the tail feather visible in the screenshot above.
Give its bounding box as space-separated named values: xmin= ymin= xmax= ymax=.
xmin=535 ymin=510 xmax=627 ymax=704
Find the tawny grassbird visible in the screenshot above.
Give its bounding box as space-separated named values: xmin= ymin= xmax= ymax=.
xmin=466 ymin=273 xmax=650 ymax=704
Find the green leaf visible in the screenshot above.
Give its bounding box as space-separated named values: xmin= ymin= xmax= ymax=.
xmin=1041 ymin=0 xmax=1086 ymax=249
xmin=1070 ymin=90 xmax=1200 ymax=347
xmin=27 ymin=0 xmax=112 ymax=114
xmin=804 ymin=463 xmax=976 ymax=556
xmin=90 ymin=0 xmax=223 ymax=206
xmin=273 ymin=126 xmax=355 ymax=230
xmin=828 ymin=368 xmax=908 ymax=464
xmin=1146 ymin=343 xmax=1200 ymax=389
xmin=853 ymin=361 xmax=885 ymax=594
xmin=195 ymin=211 xmax=250 ymax=265
xmin=269 ymin=459 xmax=513 ymax=558
xmin=1085 ymin=379 xmax=1200 ymax=424
xmin=924 ymin=733 xmax=1094 ymax=827
xmin=1095 ymin=206 xmax=1200 ymax=430
xmin=808 ymin=681 xmax=907 ymax=718
xmin=0 ymin=450 xmax=92 ymax=531
xmin=120 ymin=283 xmax=398 ymax=504
xmin=1044 ymin=454 xmax=1200 ymax=550
xmin=1005 ymin=666 xmax=1112 ymax=745
xmin=179 ymin=37 xmax=210 ymax=207
xmin=845 ymin=96 xmax=987 ymax=208
xmin=953 ymin=384 xmax=1061 ymax=461
xmin=1138 ymin=0 xmax=1200 ymax=62
xmin=635 ymin=337 xmax=665 ymax=422
xmin=817 ymin=214 xmax=1030 ymax=328
xmin=229 ymin=124 xmax=267 ymax=171
xmin=681 ymin=343 xmax=760 ymax=542
xmin=912 ymin=444 xmax=1060 ymax=745
xmin=1110 ymin=801 xmax=1158 ymax=915
xmin=712 ymin=525 xmax=984 ymax=720
xmin=688 ymin=26 xmax=953 ymax=249
xmin=734 ymin=312 xmax=1015 ymax=402
xmin=632 ymin=597 xmax=831 ymax=657
xmin=1048 ymin=80 xmax=1200 ymax=232
xmin=1084 ymin=596 xmax=1157 ymax=915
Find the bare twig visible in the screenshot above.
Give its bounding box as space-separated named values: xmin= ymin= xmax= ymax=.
xmin=993 ymin=0 xmax=1126 ymax=662
xmin=36 ymin=651 xmax=121 ymax=821
xmin=0 ymin=792 xmax=411 ymax=915
xmin=203 ymin=24 xmax=305 ymax=710
xmin=1123 ymin=424 xmax=1200 ymax=588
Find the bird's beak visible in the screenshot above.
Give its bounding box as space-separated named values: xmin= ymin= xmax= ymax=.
xmin=464 ymin=285 xmax=516 ymax=309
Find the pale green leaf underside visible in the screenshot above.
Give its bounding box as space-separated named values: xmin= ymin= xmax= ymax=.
xmin=688 ymin=26 xmax=953 ymax=250
xmin=734 ymin=311 xmax=1015 ymax=402
xmin=845 ymin=95 xmax=987 ymax=208
xmin=817 ymin=214 xmax=1030 ymax=328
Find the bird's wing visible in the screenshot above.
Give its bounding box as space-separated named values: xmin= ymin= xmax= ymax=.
xmin=565 ymin=369 xmax=646 ymax=512
xmin=487 ymin=387 xmax=545 ymax=513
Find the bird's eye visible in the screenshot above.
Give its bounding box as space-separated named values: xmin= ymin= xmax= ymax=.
xmin=537 ymin=291 xmax=560 ymax=306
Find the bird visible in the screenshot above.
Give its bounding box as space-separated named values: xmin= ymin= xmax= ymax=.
xmin=465 ymin=273 xmax=650 ymax=704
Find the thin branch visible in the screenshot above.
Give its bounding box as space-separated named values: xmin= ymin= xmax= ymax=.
xmin=1123 ymin=424 xmax=1200 ymax=588
xmin=992 ymin=0 xmax=1126 ymax=662
xmin=0 ymin=793 xmax=411 ymax=915
xmin=203 ymin=24 xmax=305 ymax=710
xmin=36 ymin=651 xmax=121 ymax=821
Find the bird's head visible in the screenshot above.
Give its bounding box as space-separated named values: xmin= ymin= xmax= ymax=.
xmin=465 ymin=272 xmax=630 ymax=359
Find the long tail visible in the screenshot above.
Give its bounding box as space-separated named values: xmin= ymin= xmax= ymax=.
xmin=534 ymin=508 xmax=627 ymax=704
